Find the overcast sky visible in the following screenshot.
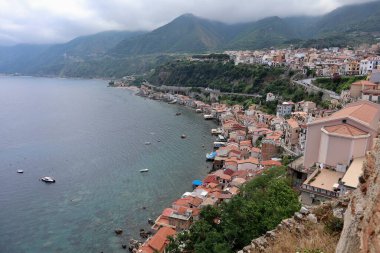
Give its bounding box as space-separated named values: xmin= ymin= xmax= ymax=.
xmin=0 ymin=0 xmax=375 ymax=45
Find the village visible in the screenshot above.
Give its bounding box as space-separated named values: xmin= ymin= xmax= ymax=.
xmin=113 ymin=47 xmax=380 ymax=253
xmin=224 ymin=43 xmax=380 ymax=77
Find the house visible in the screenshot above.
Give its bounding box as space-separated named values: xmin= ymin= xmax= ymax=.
xmin=349 ymin=80 xmax=377 ymax=98
xmin=277 ymin=102 xmax=294 ymax=117
xmin=284 ymin=118 xmax=300 ymax=149
xmin=168 ymin=207 xmax=193 ymax=231
xmin=237 ymin=157 xmax=260 ymax=171
xmin=152 ymin=208 xmax=176 ymax=230
xmin=266 ymin=92 xmax=276 ymax=102
xmin=138 ymin=227 xmax=176 ymax=253
xmin=251 ymin=147 xmax=262 ymax=159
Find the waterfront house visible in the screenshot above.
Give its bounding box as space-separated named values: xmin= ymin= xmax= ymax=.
xmin=168 ymin=207 xmax=193 ymax=231
xmin=152 ymin=208 xmax=176 ymax=230
xmin=138 ymin=227 xmax=176 ymax=253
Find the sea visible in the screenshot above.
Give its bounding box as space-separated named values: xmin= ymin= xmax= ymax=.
xmin=0 ymin=76 xmax=216 ymax=253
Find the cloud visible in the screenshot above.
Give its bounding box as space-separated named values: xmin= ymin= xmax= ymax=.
xmin=0 ymin=0 xmax=376 ymax=45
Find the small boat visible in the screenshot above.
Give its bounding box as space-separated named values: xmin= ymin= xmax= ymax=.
xmin=211 ymin=128 xmax=223 ymax=135
xmin=195 ymin=109 xmax=202 ymax=113
xmin=144 ymin=142 xmax=151 ymax=145
xmin=203 ymin=114 xmax=214 ymax=120
xmin=175 ymin=112 xmax=181 ymax=116
xmin=140 ymin=168 xmax=149 ymax=173
xmin=181 ymin=134 xmax=187 ymax=139
xmin=206 ymin=152 xmax=217 ymax=161
xmin=168 ymin=100 xmax=177 ymax=104
xmin=17 ymin=169 xmax=24 ymax=173
xmin=41 ymin=176 xmax=56 ymax=183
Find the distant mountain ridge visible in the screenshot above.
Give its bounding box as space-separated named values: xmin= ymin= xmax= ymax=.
xmin=1 ymin=1 xmax=380 ymax=77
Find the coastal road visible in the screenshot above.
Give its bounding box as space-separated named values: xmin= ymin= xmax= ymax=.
xmin=291 ymin=78 xmax=340 ymax=99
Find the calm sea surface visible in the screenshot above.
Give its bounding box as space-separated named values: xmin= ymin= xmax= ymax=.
xmin=0 ymin=76 xmax=216 ymax=253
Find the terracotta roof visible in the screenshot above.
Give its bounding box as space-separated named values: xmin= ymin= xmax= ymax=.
xmin=251 ymin=147 xmax=261 ymax=153
xmin=162 ymin=208 xmax=175 ymax=217
xmin=323 ymin=123 xmax=368 ymax=137
xmin=310 ymin=101 xmax=380 ymax=130
xmin=224 ymin=168 xmax=234 ymax=175
xmin=237 ymin=157 xmax=260 ymax=164
xmin=351 ymin=80 xmax=377 ymax=86
xmin=172 ymin=198 xmax=191 ymax=207
xmin=261 ymin=160 xmax=282 ymax=167
xmin=286 ymin=118 xmax=300 ymax=129
xmin=147 ymin=227 xmax=176 ymax=252
xmin=240 ymin=140 xmax=252 ymax=146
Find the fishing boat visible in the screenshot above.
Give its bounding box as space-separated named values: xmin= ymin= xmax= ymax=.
xmin=41 ymin=176 xmax=56 ymax=183
xmin=17 ymin=169 xmax=24 ymax=173
xmin=144 ymin=142 xmax=151 ymax=145
xmin=139 ymin=169 xmax=149 ymax=173
xmin=181 ymin=134 xmax=187 ymax=139
xmin=195 ymin=109 xmax=202 ymax=113
xmin=175 ymin=112 xmax=181 ymax=116
xmin=168 ymin=100 xmax=177 ymax=104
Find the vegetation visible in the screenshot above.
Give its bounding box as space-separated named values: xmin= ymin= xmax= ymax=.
xmin=149 ymin=60 xmax=286 ymax=93
xmin=166 ymin=167 xmax=300 ymax=253
xmin=314 ymin=75 xmax=366 ymax=93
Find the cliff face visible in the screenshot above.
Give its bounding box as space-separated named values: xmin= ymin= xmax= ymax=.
xmin=336 ymin=139 xmax=380 ymax=253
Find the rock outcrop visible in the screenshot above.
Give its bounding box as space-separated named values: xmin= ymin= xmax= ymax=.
xmin=336 ymin=139 xmax=380 ymax=253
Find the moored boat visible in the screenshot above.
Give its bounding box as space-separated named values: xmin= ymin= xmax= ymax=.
xmin=140 ymin=168 xmax=149 ymax=173
xmin=17 ymin=169 xmax=24 ymax=173
xmin=181 ymin=134 xmax=187 ymax=139
xmin=41 ymin=176 xmax=55 ymax=183
xmin=206 ymin=151 xmax=217 ymax=161
xmin=211 ymin=128 xmax=223 ymax=135
xmin=203 ymin=114 xmax=214 ymax=120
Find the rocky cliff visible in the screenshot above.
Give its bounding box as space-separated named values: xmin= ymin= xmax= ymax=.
xmin=336 ymin=139 xmax=380 ymax=253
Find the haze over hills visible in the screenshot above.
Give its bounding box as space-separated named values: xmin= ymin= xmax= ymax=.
xmin=1 ymin=1 xmax=380 ymax=78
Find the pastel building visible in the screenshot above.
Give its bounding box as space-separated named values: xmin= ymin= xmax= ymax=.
xmin=300 ymin=101 xmax=380 ymax=204
xmin=303 ymin=101 xmax=380 ymax=168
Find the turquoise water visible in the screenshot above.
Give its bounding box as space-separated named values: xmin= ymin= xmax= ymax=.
xmin=0 ymin=76 xmax=216 ymax=253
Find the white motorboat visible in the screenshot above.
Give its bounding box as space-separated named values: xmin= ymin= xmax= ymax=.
xmin=17 ymin=169 xmax=24 ymax=173
xmin=144 ymin=142 xmax=151 ymax=145
xmin=203 ymin=114 xmax=214 ymax=120
xmin=41 ymin=176 xmax=56 ymax=183
xmin=139 ymin=169 xmax=149 ymax=173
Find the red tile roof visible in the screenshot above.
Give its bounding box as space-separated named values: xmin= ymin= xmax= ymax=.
xmin=147 ymin=227 xmax=176 ymax=252
xmin=323 ymin=124 xmax=368 ymax=137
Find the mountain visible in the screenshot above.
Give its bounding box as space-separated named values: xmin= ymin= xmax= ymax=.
xmin=110 ymin=14 xmax=245 ymax=56
xmin=1 ymin=1 xmax=380 ymax=77
xmin=314 ymin=1 xmax=380 ymax=35
xmin=226 ymin=16 xmax=299 ymax=50
xmin=0 ymin=30 xmax=144 ymax=75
